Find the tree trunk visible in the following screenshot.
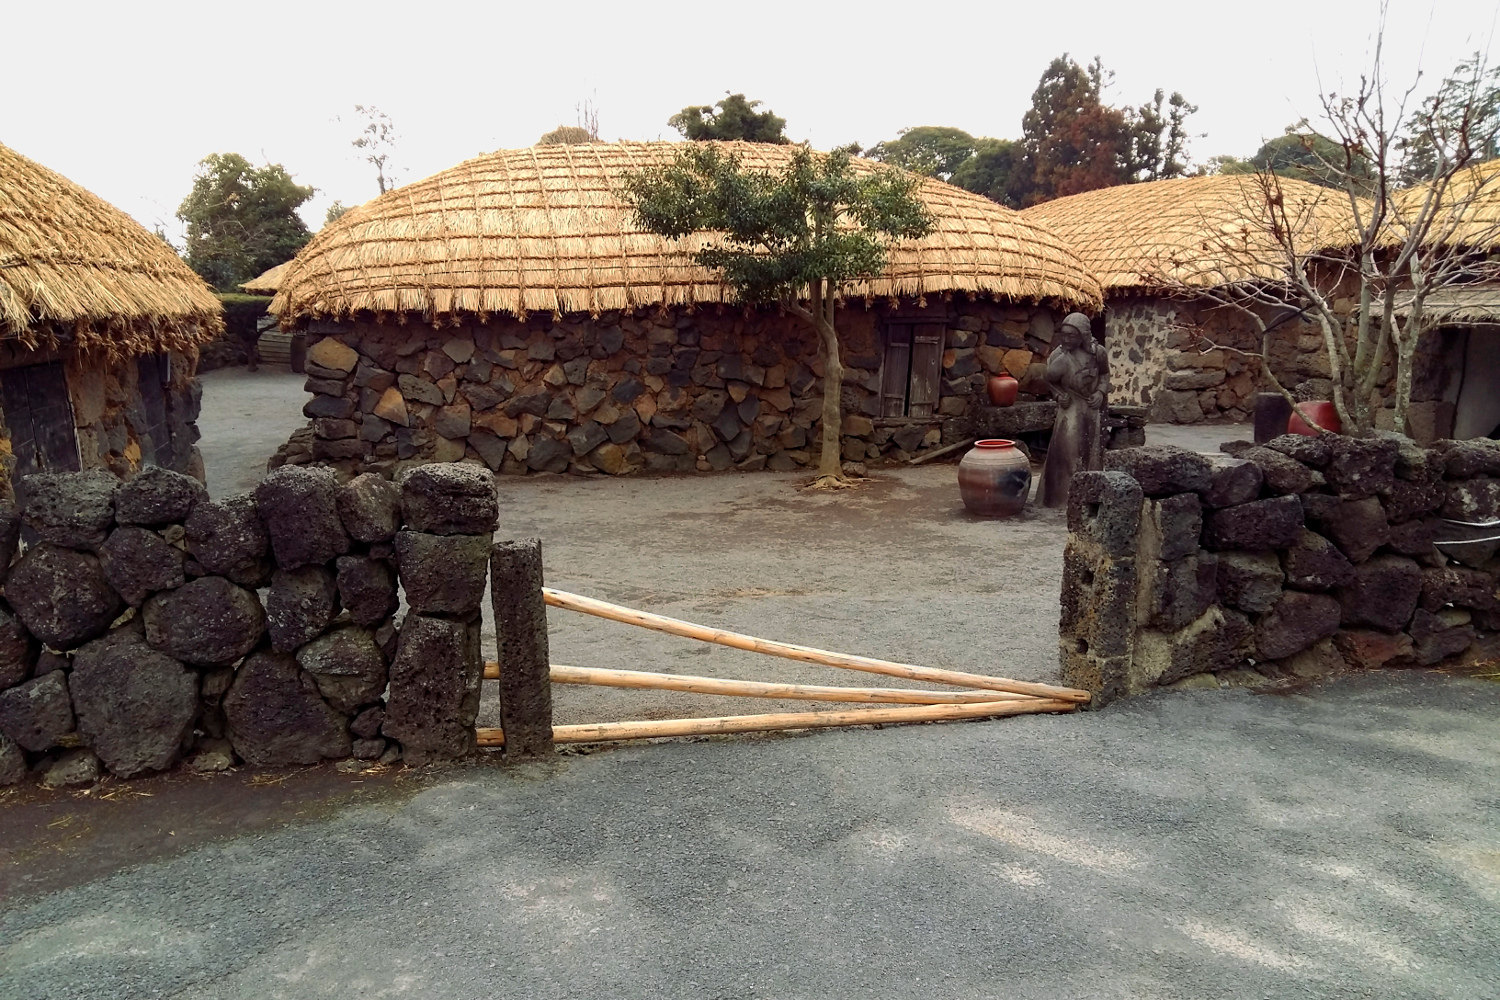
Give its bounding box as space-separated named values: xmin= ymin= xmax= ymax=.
xmin=816 ymin=280 xmax=844 ymax=481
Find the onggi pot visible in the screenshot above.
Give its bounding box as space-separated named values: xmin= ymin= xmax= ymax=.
xmin=958 ymin=439 xmax=1031 ymax=517
xmin=986 ymin=374 xmax=1019 ymax=407
xmin=1288 ymin=400 xmax=1340 ymax=436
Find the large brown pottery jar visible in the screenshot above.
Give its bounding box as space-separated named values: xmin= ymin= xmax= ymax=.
xmin=958 ymin=439 xmax=1031 ymax=517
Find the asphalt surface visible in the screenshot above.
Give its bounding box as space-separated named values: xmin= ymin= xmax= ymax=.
xmin=2 ymin=672 xmax=1497 ymax=999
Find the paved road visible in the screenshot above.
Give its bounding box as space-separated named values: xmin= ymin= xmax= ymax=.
xmin=2 ymin=672 xmax=1496 ymax=999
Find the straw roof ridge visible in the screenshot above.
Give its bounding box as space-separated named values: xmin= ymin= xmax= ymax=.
xmin=1022 ymin=174 xmax=1365 ymax=294
xmin=0 ymin=142 xmax=222 ymax=352
xmin=240 ymin=260 xmax=292 ymax=294
xmin=1394 ymin=158 xmax=1500 ymax=251
xmin=271 ymin=140 xmax=1102 ymax=324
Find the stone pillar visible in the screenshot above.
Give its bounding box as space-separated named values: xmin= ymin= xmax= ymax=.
xmin=490 ymin=538 xmax=553 ymax=756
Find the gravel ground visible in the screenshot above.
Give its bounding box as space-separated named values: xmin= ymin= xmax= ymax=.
xmin=1 ymin=672 xmax=1497 ymax=999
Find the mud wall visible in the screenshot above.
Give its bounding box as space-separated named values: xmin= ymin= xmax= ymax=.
xmin=269 ymin=298 xmax=1065 ymax=478
xmin=0 ymin=463 xmax=544 ymax=788
xmin=1060 ymin=435 xmax=1500 ymax=705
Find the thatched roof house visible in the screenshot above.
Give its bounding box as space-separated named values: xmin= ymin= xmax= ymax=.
xmin=1025 ymin=175 xmax=1361 ymax=425
xmin=239 ymin=261 xmax=291 ymax=295
xmin=0 ymin=142 xmax=220 ymax=494
xmin=269 ymin=141 xmax=1100 ymax=477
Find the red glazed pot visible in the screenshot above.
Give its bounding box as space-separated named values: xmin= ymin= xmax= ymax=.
xmin=986 ymin=374 xmax=1019 ymax=407
xmin=958 ymin=439 xmax=1031 ymax=517
xmin=1288 ymin=400 xmax=1341 ymax=436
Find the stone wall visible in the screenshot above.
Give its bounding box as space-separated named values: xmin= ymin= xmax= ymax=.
xmin=269 ymin=298 xmax=1065 ymax=478
xmin=0 ymin=339 xmax=204 ymax=498
xmin=1060 ymin=435 xmax=1500 ymax=705
xmin=0 ymin=462 xmax=535 ymax=788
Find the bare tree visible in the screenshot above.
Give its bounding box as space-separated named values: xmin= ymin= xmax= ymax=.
xmin=1154 ymin=13 xmax=1500 ymax=436
xmin=351 ymin=105 xmax=400 ymax=194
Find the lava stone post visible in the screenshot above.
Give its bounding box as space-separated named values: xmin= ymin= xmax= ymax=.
xmin=490 ymin=538 xmax=553 ymax=755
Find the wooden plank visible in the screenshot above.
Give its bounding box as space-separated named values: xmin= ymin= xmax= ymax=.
xmin=474 ymin=697 xmax=1075 ymax=746
xmin=908 ymin=324 xmax=944 ymax=419
xmin=541 ymin=588 xmax=1091 ymax=703
xmin=484 ymin=662 xmax=1032 ymax=705
xmin=880 ymin=325 xmax=912 ymax=417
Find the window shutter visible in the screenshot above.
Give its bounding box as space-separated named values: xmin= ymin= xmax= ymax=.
xmin=135 ymin=353 xmax=171 ymax=468
xmin=1 ymin=361 xmax=81 ymax=496
xmin=907 ymin=325 xmax=944 ymax=418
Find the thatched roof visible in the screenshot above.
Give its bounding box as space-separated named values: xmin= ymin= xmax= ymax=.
xmin=1023 ymin=175 xmax=1363 ymax=295
xmin=1395 ymin=159 xmax=1500 ymax=250
xmin=0 ymin=142 xmax=222 ymax=352
xmin=240 ymin=260 xmax=290 ymax=295
xmin=1395 ymin=286 xmax=1500 ymax=325
xmin=272 ymin=141 xmax=1102 ymax=323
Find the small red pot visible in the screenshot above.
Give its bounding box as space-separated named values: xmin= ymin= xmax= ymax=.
xmin=1288 ymin=400 xmax=1341 ymax=436
xmin=986 ymin=374 xmax=1019 ymax=407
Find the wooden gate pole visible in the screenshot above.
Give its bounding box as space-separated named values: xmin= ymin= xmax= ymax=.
xmin=490 ymin=538 xmax=553 ymax=755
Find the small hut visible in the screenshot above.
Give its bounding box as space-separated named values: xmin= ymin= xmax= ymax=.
xmin=0 ymin=142 xmax=221 ymax=496
xmin=1024 ymin=175 xmax=1358 ymax=425
xmin=269 ymin=141 xmax=1100 ymax=476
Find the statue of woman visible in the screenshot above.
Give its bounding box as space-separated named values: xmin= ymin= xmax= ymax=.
xmin=1038 ymin=312 xmax=1109 ymax=508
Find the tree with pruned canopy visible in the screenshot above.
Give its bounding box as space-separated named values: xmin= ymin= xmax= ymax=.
xmin=620 ymin=145 xmax=934 ymax=487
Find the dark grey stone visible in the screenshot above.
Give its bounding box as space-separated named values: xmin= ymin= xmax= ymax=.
xmin=1216 ymin=551 xmax=1284 ymax=613
xmin=114 ymin=465 xmax=208 ymax=526
xmin=0 ymin=734 xmax=23 ymax=786
xmin=352 ymin=738 xmax=386 ymax=760
xmin=71 ymin=625 xmax=197 ymax=777
xmin=1440 ymin=477 xmax=1500 ymax=522
xmin=1147 ymin=552 xmax=1217 ymax=631
xmin=42 ymin=748 xmax=100 ymax=788
xmin=1150 ymin=493 xmax=1202 ymax=562
xmin=644 ymin=428 xmax=691 ymax=455
xmin=1280 ymin=529 xmax=1356 ymax=591
xmin=350 ymin=705 xmax=386 ymax=740
xmin=469 ymin=430 xmax=509 ymax=472
xmin=399 ymin=464 xmax=497 ymax=536
xmin=1301 ymin=494 xmax=1388 ymax=564
xmin=0 ymin=499 xmax=20 ymax=585
xmin=1409 ymin=610 xmax=1476 ymax=666
xmin=0 ymin=671 xmax=74 ymax=751
xmin=0 ymin=603 xmax=38 ymax=691
xmin=1263 ymin=433 xmax=1331 ymax=468
xmin=491 ymin=539 xmax=552 ymax=756
xmin=527 ymin=435 xmax=572 ymax=473
xmin=20 ymin=470 xmax=118 ymax=550
xmin=304 ymin=394 xmax=355 ymax=419
xmin=142 ymin=576 xmax=265 ymax=667
xmin=1150 ymin=606 xmax=1256 ymax=686
xmin=98 ymin=526 xmax=186 ymax=606
xmin=1386 ymin=519 xmax=1437 ymax=558
xmin=1324 ymin=435 xmax=1397 ymax=498
xmin=1442 ymin=438 xmax=1500 ymax=478
xmin=185 ymin=493 xmax=271 ymax=588
xmin=266 ymin=565 xmax=340 ymax=652
xmin=382 ymin=614 xmax=482 ymax=765
xmin=1066 ymin=471 xmax=1143 ymax=559
xmin=568 ymin=421 xmax=609 ymax=457
xmin=1243 ymin=446 xmax=1315 ymax=496
xmin=1335 ymin=555 xmax=1421 ymax=632
xmin=33 ymin=651 xmax=66 ymax=676
xmin=1419 ymin=566 xmax=1499 ymax=612
xmin=1256 ymin=591 xmax=1343 ymax=660
xmin=395 ymin=531 xmax=490 ymax=616
xmin=335 ymin=556 xmax=399 ymax=627
xmin=6 ymin=545 xmax=125 ymax=650
xmin=1202 ymin=496 xmax=1304 ymax=551
xmin=254 ymin=465 xmax=351 ymax=570
xmin=1102 ymin=445 xmax=1212 ymax=497
xmin=606 ymin=410 xmax=641 ymax=445
xmin=224 ymin=650 xmax=351 ymax=766
xmin=296 ymin=625 xmax=388 ymax=713
xmin=338 ymin=473 xmax=402 ymax=542
xmin=1203 ymin=459 xmax=1263 ymax=508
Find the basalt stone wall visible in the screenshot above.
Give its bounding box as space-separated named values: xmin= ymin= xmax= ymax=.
xmin=268 ymin=298 xmax=1066 ymax=478
xmin=0 ymin=461 xmax=503 ymax=788
xmin=1060 ymin=435 xmax=1500 ymax=706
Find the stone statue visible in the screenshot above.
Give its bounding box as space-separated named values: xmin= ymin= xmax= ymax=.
xmin=1038 ymin=312 xmax=1109 ymax=508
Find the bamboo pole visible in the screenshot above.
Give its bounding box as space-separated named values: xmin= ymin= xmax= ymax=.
xmin=540 ymin=588 xmax=1091 ymax=704
xmin=482 ymin=662 xmax=1034 ymax=705
xmin=474 ymin=697 xmax=1074 ymax=746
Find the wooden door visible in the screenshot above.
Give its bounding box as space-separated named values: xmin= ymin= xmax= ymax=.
xmin=880 ymin=327 xmax=912 ymax=417
xmin=907 ymin=324 xmax=945 ymax=418
xmin=1 ymin=361 xmax=81 ymax=496
xmin=136 ymin=353 xmax=172 ymax=468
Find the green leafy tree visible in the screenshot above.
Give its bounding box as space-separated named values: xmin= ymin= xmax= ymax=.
xmin=1126 ymin=89 xmax=1199 ymax=181
xmin=1398 ymin=52 xmax=1500 ymax=186
xmin=176 ymin=153 xmax=314 ymax=290
xmin=324 ymin=200 xmax=350 ymax=226
xmin=622 ymin=145 xmax=934 ymax=486
xmin=669 ymin=93 xmax=789 ymax=143
xmin=867 ymin=127 xmax=977 ymax=181
xmin=951 ymin=138 xmax=1026 ymax=207
xmin=1020 ymin=55 xmax=1129 ymax=204
xmin=537 ymin=125 xmax=597 ymax=145
xmin=1213 ymin=131 xmax=1366 ymax=189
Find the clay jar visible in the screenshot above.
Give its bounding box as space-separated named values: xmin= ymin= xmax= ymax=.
xmin=1288 ymin=400 xmax=1341 ymax=436
xmin=958 ymin=439 xmax=1031 ymax=517
xmin=986 ymin=374 xmax=1019 ymax=407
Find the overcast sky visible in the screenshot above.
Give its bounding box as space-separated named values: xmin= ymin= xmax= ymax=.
xmin=4 ymin=0 xmax=1497 ymax=243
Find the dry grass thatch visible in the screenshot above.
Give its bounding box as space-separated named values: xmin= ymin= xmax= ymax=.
xmin=0 ymin=142 xmax=222 ymax=353
xmin=240 ymin=260 xmax=290 ymax=294
xmin=1395 ymin=158 xmax=1500 ymax=250
xmin=1023 ymin=174 xmax=1364 ymax=294
xmin=271 ymin=141 xmax=1102 ymax=323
